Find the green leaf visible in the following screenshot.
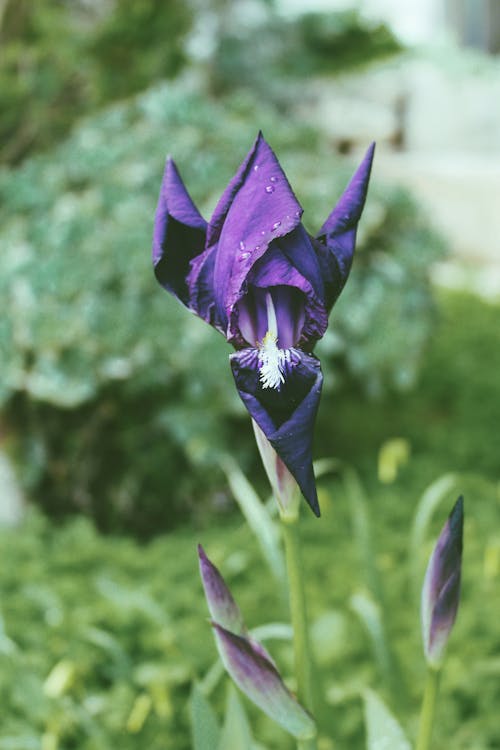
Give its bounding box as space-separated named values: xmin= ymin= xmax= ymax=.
xmin=190 ymin=683 xmax=221 ymax=750
xmin=220 ymin=456 xmax=285 ymax=581
xmin=218 ymin=685 xmax=254 ymax=750
xmin=363 ymin=689 xmax=411 ymax=750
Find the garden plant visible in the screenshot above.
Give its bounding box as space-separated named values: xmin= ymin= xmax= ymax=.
xmin=153 ymin=134 xmax=465 ymax=749
xmin=1 ymin=3 xmax=498 ymax=748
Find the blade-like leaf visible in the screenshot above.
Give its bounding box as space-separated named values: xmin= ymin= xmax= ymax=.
xmin=190 ymin=683 xmax=220 ymax=750
xmin=218 ymin=685 xmax=254 ymax=750
xmin=221 ymin=456 xmax=285 ymax=581
xmin=363 ymin=689 xmax=411 ymax=750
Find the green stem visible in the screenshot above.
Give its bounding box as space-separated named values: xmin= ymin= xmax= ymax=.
xmin=416 ymin=666 xmax=441 ymax=750
xmin=281 ymin=517 xmax=318 ymax=750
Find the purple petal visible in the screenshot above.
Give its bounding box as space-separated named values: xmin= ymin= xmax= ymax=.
xmin=421 ymin=496 xmax=464 ymax=667
xmin=186 ymin=245 xmax=226 ymax=333
xmin=198 ymin=545 xmax=245 ymax=635
xmin=206 ymin=132 xmax=304 ymax=335
xmin=152 ymin=158 xmax=207 ymax=306
xmin=212 ymin=623 xmax=316 ymax=740
xmin=315 ymin=142 xmax=375 ymax=311
xmin=230 ymin=348 xmax=323 ymax=516
xmin=239 ymin=237 xmax=328 ymax=348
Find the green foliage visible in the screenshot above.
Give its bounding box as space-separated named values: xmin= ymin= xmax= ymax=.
xmin=0 ymin=79 xmax=445 ymax=533
xmin=0 ymin=0 xmax=192 ymax=165
xmin=0 ymin=430 xmax=498 ymax=748
xmin=213 ymin=10 xmax=400 ymax=95
xmin=1 ymin=290 xmax=499 ymax=745
xmin=190 ymin=684 xmax=220 ymax=750
xmin=364 ymin=689 xmax=411 ymax=750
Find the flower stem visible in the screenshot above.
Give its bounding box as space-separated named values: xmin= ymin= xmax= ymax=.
xmin=281 ymin=516 xmax=318 ymax=750
xmin=416 ymin=666 xmax=441 ymax=750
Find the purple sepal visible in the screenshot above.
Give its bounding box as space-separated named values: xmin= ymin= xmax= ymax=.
xmin=315 ymin=142 xmax=375 ymax=311
xmin=152 ymin=158 xmax=207 ymax=306
xmin=421 ymin=496 xmax=464 ymax=668
xmin=189 ymin=133 xmax=305 ymax=337
xmin=212 ymin=624 xmax=315 ymax=740
xmin=230 ymin=348 xmax=322 ymax=516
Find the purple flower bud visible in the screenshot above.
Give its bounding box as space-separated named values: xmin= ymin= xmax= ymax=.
xmin=421 ymin=496 xmax=464 ymax=668
xmin=198 ymin=544 xmax=246 ymax=635
xmin=198 ymin=546 xmax=316 ymax=740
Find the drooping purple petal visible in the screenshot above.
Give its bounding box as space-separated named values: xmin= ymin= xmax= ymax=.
xmin=212 ymin=623 xmax=316 ymax=740
xmin=421 ymin=496 xmax=464 ymax=668
xmin=152 ymin=158 xmax=207 ymax=305
xmin=208 ymin=132 xmax=304 ymax=336
xmin=315 ymin=142 xmax=375 ymax=311
xmin=230 ymin=348 xmax=323 ymax=516
xmin=198 ymin=545 xmax=245 ymax=635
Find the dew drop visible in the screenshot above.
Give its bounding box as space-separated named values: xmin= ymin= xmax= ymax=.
xmin=239 ymin=241 xmax=245 ymax=251
xmin=269 ymin=176 xmax=278 ymax=183
xmin=265 ymin=185 xmax=275 ymax=194
xmin=295 ymin=210 xmax=301 ymax=217
xmin=253 ymin=164 xmax=259 ymax=171
xmin=261 ymin=230 xmax=266 ymax=236
xmin=272 ymin=221 xmax=281 ymax=230
xmin=239 ymin=252 xmax=251 ymax=261
xmin=255 ymin=245 xmax=261 ymax=251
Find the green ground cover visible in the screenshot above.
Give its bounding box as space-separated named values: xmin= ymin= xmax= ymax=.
xmin=1 ymin=289 xmax=499 ymax=749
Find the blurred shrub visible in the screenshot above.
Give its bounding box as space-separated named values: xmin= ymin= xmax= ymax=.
xmin=0 ymin=0 xmax=192 ymax=165
xmin=0 ymin=81 xmax=445 ymax=534
xmin=213 ymin=9 xmax=400 ymax=95
xmin=0 ymin=1 xmax=399 ymax=167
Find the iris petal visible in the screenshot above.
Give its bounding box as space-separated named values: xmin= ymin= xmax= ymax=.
xmin=315 ymin=142 xmax=375 ymax=311
xmin=230 ymin=348 xmax=323 ymax=516
xmin=209 ymin=132 xmax=304 ymax=335
xmin=152 ymin=158 xmax=207 ymax=305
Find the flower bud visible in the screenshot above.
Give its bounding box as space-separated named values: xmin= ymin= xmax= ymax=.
xmin=421 ymin=496 xmax=464 ymax=668
xmin=198 ymin=545 xmax=316 ymax=740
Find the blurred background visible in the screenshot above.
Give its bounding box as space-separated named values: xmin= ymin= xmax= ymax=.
xmin=0 ymin=1 xmax=499 ymax=748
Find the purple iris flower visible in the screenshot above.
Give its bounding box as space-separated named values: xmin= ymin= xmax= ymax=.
xmin=153 ymin=133 xmax=374 ymax=516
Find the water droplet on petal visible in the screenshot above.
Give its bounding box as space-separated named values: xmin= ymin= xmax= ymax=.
xmin=239 ymin=241 xmax=245 ymax=251
xmin=265 ymin=185 xmax=274 ymax=194
xmin=272 ymin=221 xmax=281 ymax=230
xmin=255 ymin=245 xmax=261 ymax=251
xmin=261 ymin=230 xmax=266 ymax=236
xmin=295 ymin=210 xmax=301 ymax=217
xmin=253 ymin=164 xmax=259 ymax=171
xmin=239 ymin=252 xmax=251 ymax=261
xmin=270 ymin=176 xmax=278 ymax=183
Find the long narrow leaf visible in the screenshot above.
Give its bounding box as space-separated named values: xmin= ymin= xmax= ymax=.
xmin=190 ymin=683 xmax=220 ymax=750
xmin=218 ymin=685 xmax=254 ymax=750
xmin=364 ymin=689 xmax=411 ymax=750
xmin=220 ymin=456 xmax=285 ymax=581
